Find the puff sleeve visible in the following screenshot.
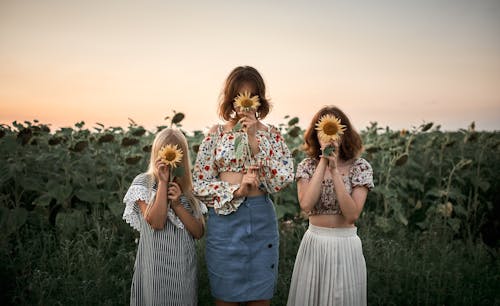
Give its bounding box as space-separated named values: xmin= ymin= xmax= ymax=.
xmin=350 ymin=158 xmax=374 ymax=190
xmin=192 ymin=131 xmax=244 ymax=215
xmin=253 ymin=127 xmax=294 ymax=193
xmin=295 ymin=158 xmax=316 ymax=181
xmin=122 ymin=173 xmax=195 ymax=231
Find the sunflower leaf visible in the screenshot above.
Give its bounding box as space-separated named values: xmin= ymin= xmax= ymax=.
xmin=172 ymin=166 xmax=185 ymax=178
xmin=234 ymin=136 xmax=245 ymax=160
xmin=234 ymin=135 xmax=242 ymax=150
xmin=323 ymin=146 xmax=335 ymax=156
xmin=233 ymin=122 xmax=243 ymax=132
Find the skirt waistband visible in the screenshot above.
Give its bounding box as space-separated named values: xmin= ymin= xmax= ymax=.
xmin=307 ymin=224 xmax=358 ymax=237
xmin=206 ymin=194 xmax=269 ymax=209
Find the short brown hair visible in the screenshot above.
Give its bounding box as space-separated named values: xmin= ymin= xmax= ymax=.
xmin=303 ymin=106 xmax=363 ymax=160
xmin=218 ymin=66 xmax=271 ymax=121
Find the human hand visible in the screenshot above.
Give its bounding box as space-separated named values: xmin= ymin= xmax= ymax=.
xmin=236 ymin=109 xmax=258 ymax=136
xmin=235 ymin=165 xmax=260 ymax=197
xmin=167 ymin=181 xmax=182 ymax=206
xmin=155 ymin=159 xmax=170 ymax=182
xmin=320 ymin=141 xmax=340 ymax=170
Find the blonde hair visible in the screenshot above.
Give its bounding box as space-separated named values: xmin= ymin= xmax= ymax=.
xmin=145 ymin=128 xmax=204 ymax=224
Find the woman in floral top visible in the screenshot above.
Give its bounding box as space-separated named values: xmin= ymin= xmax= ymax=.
xmin=193 ymin=66 xmax=294 ymax=306
xmin=287 ymin=106 xmax=374 ymax=306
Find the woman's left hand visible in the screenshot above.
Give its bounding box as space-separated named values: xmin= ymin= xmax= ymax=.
xmin=237 ymin=110 xmax=258 ymax=136
xmin=167 ymin=181 xmax=182 ymax=206
xmin=320 ymin=140 xmax=340 ymax=171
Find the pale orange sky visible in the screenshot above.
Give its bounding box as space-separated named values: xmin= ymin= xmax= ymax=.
xmin=1 ymin=0 xmax=499 ymax=132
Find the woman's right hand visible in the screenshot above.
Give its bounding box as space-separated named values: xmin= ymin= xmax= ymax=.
xmin=234 ymin=165 xmax=260 ymax=197
xmin=155 ymin=159 xmax=170 ymax=183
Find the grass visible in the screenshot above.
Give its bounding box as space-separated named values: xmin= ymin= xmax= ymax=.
xmin=1 ymin=214 xmax=498 ymax=305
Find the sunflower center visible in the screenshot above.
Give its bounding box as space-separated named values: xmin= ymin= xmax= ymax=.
xmin=323 ymin=122 xmax=339 ymax=135
xmin=241 ymin=98 xmax=254 ymax=108
xmin=164 ymin=151 xmax=177 ymax=161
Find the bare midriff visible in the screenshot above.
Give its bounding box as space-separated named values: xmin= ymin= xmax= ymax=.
xmin=308 ymin=214 xmax=355 ymax=228
xmin=219 ymin=171 xmax=266 ymax=197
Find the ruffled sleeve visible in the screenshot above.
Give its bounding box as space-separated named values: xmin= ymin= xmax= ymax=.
xmin=122 ymin=173 xmax=196 ymax=231
xmin=350 ymin=158 xmax=374 ymax=190
xmin=295 ymin=158 xmax=316 ymax=181
xmin=122 ymin=173 xmax=153 ymax=232
xmin=254 ymin=127 xmax=294 ymax=192
xmin=193 ymin=129 xmax=244 ymax=215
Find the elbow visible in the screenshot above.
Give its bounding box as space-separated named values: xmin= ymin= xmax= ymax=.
xmin=192 ymin=226 xmax=204 ymax=240
xmin=192 ymin=231 xmax=203 ymax=240
xmin=344 ymin=212 xmax=361 ymax=224
xmin=145 ymin=216 xmax=166 ymax=231
xmin=298 ymin=198 xmax=313 ymax=213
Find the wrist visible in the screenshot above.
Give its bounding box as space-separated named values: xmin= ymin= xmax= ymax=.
xmin=330 ymin=168 xmax=340 ymax=176
xmin=234 ymin=187 xmax=244 ymax=198
xmin=171 ymin=198 xmax=182 ymax=208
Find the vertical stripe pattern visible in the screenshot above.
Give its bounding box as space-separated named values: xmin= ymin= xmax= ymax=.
xmin=287 ymin=224 xmax=367 ymax=306
xmin=130 ymin=196 xmax=198 ymax=306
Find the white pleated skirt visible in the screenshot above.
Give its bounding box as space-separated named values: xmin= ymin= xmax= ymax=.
xmin=287 ymin=224 xmax=366 ymax=306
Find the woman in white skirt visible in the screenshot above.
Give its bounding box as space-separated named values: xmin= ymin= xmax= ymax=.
xmin=287 ymin=106 xmax=374 ymax=306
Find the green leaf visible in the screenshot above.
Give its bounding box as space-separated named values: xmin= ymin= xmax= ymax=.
xmin=75 ymin=189 xmax=101 ymax=203
xmin=33 ymin=194 xmax=53 ymax=207
xmin=172 ymin=112 xmax=185 ymax=124
xmin=233 ymin=122 xmax=243 ymax=132
xmin=322 ymin=146 xmax=335 ymax=156
xmin=56 ymin=210 xmax=85 ymax=236
xmin=235 ymin=137 xmax=245 ymax=160
xmin=172 ymin=166 xmax=185 ymax=178
xmin=287 ymin=117 xmax=299 ymax=126
xmin=234 ymin=134 xmax=242 ymax=149
xmin=4 ymin=208 xmax=28 ymax=236
xmin=395 ymin=211 xmax=408 ymax=226
xmin=108 ymin=201 xmax=123 ymax=217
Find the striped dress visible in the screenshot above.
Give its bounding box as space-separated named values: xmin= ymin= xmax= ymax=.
xmin=123 ymin=173 xmax=202 ymax=306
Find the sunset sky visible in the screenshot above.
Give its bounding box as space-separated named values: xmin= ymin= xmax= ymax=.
xmin=1 ymin=0 xmax=499 ymax=132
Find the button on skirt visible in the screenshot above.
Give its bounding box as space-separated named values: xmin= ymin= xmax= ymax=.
xmin=206 ymin=195 xmax=279 ymax=302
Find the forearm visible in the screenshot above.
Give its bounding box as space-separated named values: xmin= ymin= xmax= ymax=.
xmin=299 ymin=161 xmax=327 ymax=211
xmin=331 ymin=171 xmax=361 ymax=222
xmin=172 ymin=203 xmax=204 ymax=239
xmin=144 ymin=182 xmax=169 ymax=230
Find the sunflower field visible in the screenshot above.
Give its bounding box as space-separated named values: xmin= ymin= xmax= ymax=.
xmin=0 ymin=113 xmax=499 ymax=305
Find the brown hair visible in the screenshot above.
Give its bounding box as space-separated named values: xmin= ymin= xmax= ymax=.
xmin=303 ymin=106 xmax=363 ymax=161
xmin=218 ymin=66 xmax=271 ymax=121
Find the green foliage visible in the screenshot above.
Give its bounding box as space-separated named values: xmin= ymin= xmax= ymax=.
xmin=0 ymin=117 xmax=499 ymax=305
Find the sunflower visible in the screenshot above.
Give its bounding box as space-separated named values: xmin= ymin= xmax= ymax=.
xmin=158 ymin=144 xmax=183 ymax=168
xmin=315 ymin=114 xmax=346 ymax=143
xmin=233 ymin=91 xmax=260 ymax=112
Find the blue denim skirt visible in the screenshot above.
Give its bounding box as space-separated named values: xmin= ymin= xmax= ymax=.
xmin=205 ymin=195 xmax=279 ymax=302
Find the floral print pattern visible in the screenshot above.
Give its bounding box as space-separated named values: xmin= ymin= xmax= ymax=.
xmin=295 ymin=157 xmax=374 ymax=216
xmin=193 ymin=125 xmax=294 ymax=215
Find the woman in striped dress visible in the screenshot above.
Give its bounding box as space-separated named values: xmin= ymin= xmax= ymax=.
xmin=123 ymin=128 xmax=206 ymax=306
xmin=287 ymin=106 xmax=374 ymax=306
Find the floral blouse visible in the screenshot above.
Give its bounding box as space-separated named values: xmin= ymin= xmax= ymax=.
xmin=193 ymin=124 xmax=294 ymax=215
xmin=296 ymin=157 xmax=374 ymax=216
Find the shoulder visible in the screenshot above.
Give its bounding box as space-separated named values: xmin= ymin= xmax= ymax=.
xmin=131 ymin=172 xmax=154 ymax=185
xmin=207 ymin=124 xmax=221 ymax=135
xmin=261 ymin=123 xmax=279 ymax=134
xmin=298 ymin=157 xmax=317 ymax=168
xmin=351 ymin=158 xmax=373 ymax=173
xmin=258 ymin=123 xmax=283 ymax=140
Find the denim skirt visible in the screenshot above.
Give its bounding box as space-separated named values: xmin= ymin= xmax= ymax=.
xmin=205 ymin=195 xmax=279 ymax=302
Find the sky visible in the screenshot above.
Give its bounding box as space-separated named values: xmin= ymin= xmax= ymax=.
xmin=1 ymin=0 xmax=499 ymax=132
